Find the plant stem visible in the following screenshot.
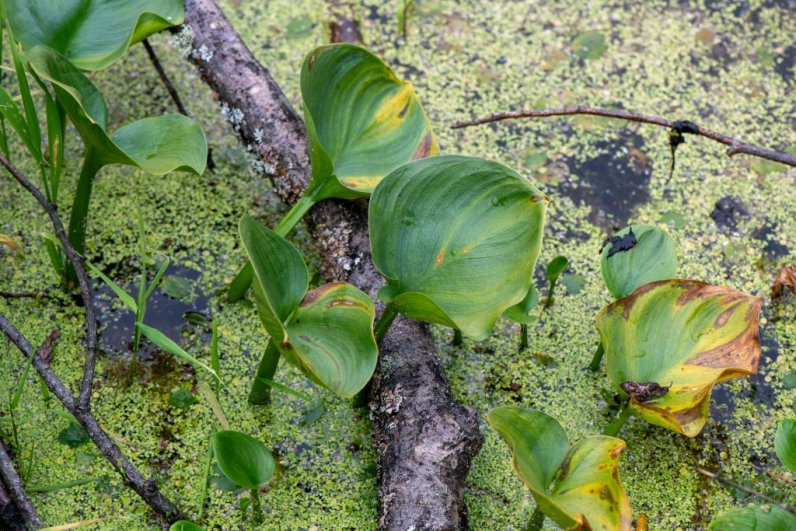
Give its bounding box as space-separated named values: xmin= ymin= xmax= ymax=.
xmin=452 ymin=329 xmax=463 ymax=346
xmin=604 ymin=401 xmax=631 ymax=437
xmin=526 ymin=506 xmax=545 ymax=531
xmin=374 ymin=305 xmax=399 ymax=345
xmin=589 ymin=343 xmax=605 ymax=372
xmin=250 ymin=488 xmax=263 ymax=525
xmin=66 ymin=151 xmax=102 ymax=284
xmin=543 ymin=278 xmax=557 ymax=310
xmin=248 ymin=339 xmax=281 ymax=405
xmin=519 ymin=325 xmax=529 ymax=351
xmin=132 ymin=200 xmax=147 ymax=357
xmin=696 ymin=467 xmax=796 ymax=516
xmin=198 ymin=432 xmax=214 ymax=522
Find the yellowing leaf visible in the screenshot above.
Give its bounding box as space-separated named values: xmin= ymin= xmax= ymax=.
xmin=597 ymin=279 xmax=762 ymax=437
xmin=0 ymin=233 xmax=20 ymax=251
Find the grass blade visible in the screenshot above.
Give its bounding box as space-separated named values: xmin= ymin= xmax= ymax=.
xmin=137 ymin=323 xmax=222 ymax=386
xmin=86 ymin=261 xmax=138 ymax=312
xmin=254 ymin=377 xmax=312 ymax=403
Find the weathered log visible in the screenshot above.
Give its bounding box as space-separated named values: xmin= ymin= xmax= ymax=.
xmin=181 ymin=1 xmax=483 ymax=528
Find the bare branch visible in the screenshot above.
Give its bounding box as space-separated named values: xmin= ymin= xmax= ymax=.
xmin=697 ymin=467 xmax=796 ymax=516
xmin=452 ymin=106 xmax=796 ymax=168
xmin=0 ymin=442 xmax=41 ymax=529
xmin=0 ymin=153 xmax=99 ymax=411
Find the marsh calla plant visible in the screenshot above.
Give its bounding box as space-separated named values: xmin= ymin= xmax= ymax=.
xmin=369 ymin=155 xmax=547 ymax=340
xmin=212 ymin=430 xmax=275 ymax=525
xmin=600 ymin=224 xmax=677 ymax=299
xmin=708 ymin=506 xmax=796 ymax=530
xmin=487 ymin=406 xmax=631 ymax=531
xmin=7 ymin=0 xmax=184 ymax=70
xmin=597 ymin=279 xmax=762 ymax=437
xmin=27 ymin=46 xmax=207 ymax=278
xmin=239 ymin=215 xmax=378 ymax=403
xmin=229 ymin=43 xmax=437 ymax=302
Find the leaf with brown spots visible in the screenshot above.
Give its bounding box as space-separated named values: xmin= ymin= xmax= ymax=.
xmin=772 ymin=265 xmax=796 ymax=301
xmin=488 ymin=406 xmax=631 ymax=530
xmin=301 ymin=44 xmax=437 ymax=200
xmin=597 ymin=279 xmax=762 ymax=437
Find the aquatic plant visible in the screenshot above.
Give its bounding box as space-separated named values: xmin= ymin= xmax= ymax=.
xmin=488 ymin=406 xmax=631 ymax=531
xmin=597 ymin=279 xmax=762 ymax=437
xmin=369 ymin=155 xmax=546 ymax=340
xmin=228 ymin=43 xmax=436 ymax=301
xmin=211 ymin=430 xmax=275 ymax=525
xmin=239 ymin=215 xmax=377 ymax=404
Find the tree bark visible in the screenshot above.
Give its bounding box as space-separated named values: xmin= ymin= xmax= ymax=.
xmin=181 ymin=1 xmax=483 ymax=528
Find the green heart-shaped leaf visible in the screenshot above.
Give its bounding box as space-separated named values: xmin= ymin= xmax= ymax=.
xmin=300 ymin=44 xmax=437 ymax=200
xmin=597 ymin=279 xmax=762 ymax=437
xmin=775 ymin=418 xmax=796 ymax=473
xmin=8 ymin=0 xmax=184 ymax=71
xmin=546 ymin=255 xmax=569 ymax=283
xmin=600 ymin=224 xmax=677 ymax=299
xmin=239 ymin=216 xmax=377 ymax=398
xmin=170 ymin=521 xmax=204 ymax=531
xmin=708 ymin=506 xmax=796 ymax=530
xmin=27 ymin=45 xmax=207 ymax=173
xmin=285 ymin=283 xmax=378 ymax=398
xmin=211 ymin=431 xmax=275 ymax=490
xmin=487 ymin=406 xmax=631 ymax=531
xmin=369 ymin=155 xmax=547 ymax=340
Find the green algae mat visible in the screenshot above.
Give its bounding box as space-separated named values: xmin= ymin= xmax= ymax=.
xmin=1 ymin=0 xmax=795 ymax=528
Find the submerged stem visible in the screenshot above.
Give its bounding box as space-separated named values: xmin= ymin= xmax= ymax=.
xmin=589 ymin=343 xmax=605 ymax=372
xmin=248 ymin=339 xmax=281 ymax=405
xmin=452 ymin=329 xmax=463 ymax=346
xmin=526 ymin=506 xmax=545 ymax=531
xmin=519 ymin=325 xmax=529 ymax=351
xmin=250 ymin=488 xmax=263 ymax=524
xmin=604 ymin=401 xmax=631 ymax=437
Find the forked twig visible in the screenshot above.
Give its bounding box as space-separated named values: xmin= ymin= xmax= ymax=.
xmin=696 ymin=467 xmax=796 ymax=516
xmin=452 ymin=106 xmax=796 ymax=168
xmin=0 ymin=154 xmax=185 ymax=521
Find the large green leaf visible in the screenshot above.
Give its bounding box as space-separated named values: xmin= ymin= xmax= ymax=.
xmin=487 ymin=406 xmax=631 ymax=531
xmin=775 ymin=418 xmax=796 ymax=473
xmin=239 ymin=216 xmax=377 ymax=398
xmin=211 ymin=431 xmax=275 ymax=490
xmin=7 ymin=0 xmax=184 ymax=71
xmin=597 ymin=279 xmax=762 ymax=437
xmin=27 ymin=45 xmax=207 ymax=173
xmin=600 ymin=224 xmax=677 ymax=299
xmin=300 ymin=43 xmax=437 ymax=200
xmin=708 ymin=505 xmax=796 ymax=530
xmin=286 ymin=282 xmax=377 ymax=398
xmin=369 ymin=155 xmax=547 ymax=340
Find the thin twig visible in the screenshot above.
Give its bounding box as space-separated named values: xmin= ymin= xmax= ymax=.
xmin=696 ymin=467 xmax=796 ymax=516
xmin=451 ymin=106 xmax=796 ymax=168
xmin=0 ymin=153 xmax=98 ymax=411
xmin=0 ymin=440 xmax=42 ymax=529
xmin=142 ymin=38 xmax=215 ymax=171
xmin=0 ymin=155 xmax=185 ymax=521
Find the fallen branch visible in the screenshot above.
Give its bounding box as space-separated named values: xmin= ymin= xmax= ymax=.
xmin=0 ymin=480 xmax=25 ymax=531
xmin=181 ymin=1 xmax=483 ymax=528
xmin=696 ymin=467 xmax=796 ymax=516
xmin=0 ymin=153 xmax=185 ymax=522
xmin=452 ymin=106 xmax=796 ymax=168
xmin=0 ymin=441 xmax=40 ymax=529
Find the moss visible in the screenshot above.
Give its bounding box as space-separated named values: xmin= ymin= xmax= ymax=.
xmin=1 ymin=0 xmax=795 ymax=529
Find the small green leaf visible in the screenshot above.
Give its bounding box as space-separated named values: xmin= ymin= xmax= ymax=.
xmin=168 ymin=388 xmax=197 ymax=409
xmin=572 ymin=31 xmax=607 ymax=60
xmin=286 ymin=16 xmax=314 ymax=39
xmin=523 ymin=150 xmax=548 ymax=173
xmin=659 ymin=210 xmax=686 ymax=230
xmin=487 ymin=406 xmax=631 ymax=530
xmin=302 ymin=401 xmax=326 ymax=426
xmin=782 ymin=372 xmax=796 ymax=389
xmin=370 ymin=155 xmax=547 ymax=340
xmin=597 ymin=280 xmax=762 ymax=437
xmin=8 ymin=0 xmax=184 ymax=71
xmin=212 ymin=431 xmax=275 ymax=490
xmin=301 ymin=44 xmax=437 ymax=199
xmin=86 ymin=261 xmax=137 ymax=312
xmin=504 ymin=285 xmax=540 ymax=324
xmin=775 ymin=418 xmax=796 ymax=473
xmin=161 ymin=275 xmax=193 ymax=302
xmin=561 ymin=274 xmax=586 ymax=295
xmin=170 ymin=521 xmax=205 ymax=531
xmin=137 ymin=323 xmax=222 ymax=385
xmin=57 ymin=422 xmax=89 ymax=448
xmin=546 ymin=256 xmax=569 ymax=283
xmin=708 ymin=505 xmax=796 ymax=530
xmin=600 ymin=224 xmax=677 ymax=299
